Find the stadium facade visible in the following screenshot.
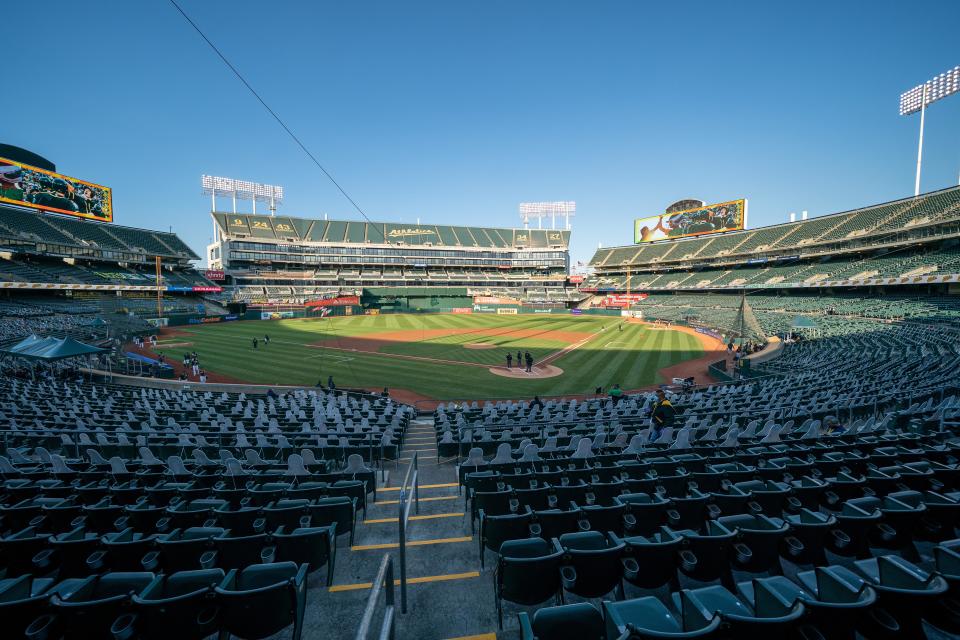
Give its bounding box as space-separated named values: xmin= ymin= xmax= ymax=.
xmin=585 ymin=185 xmax=960 ymax=293
xmin=206 ymin=213 xmax=577 ymax=304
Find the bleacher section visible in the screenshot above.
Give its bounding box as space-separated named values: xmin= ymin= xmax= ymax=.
xmin=0 ymin=204 xmax=198 ymax=261
xmin=586 ymin=185 xmax=960 ymax=293
xmin=210 ymin=213 xmax=579 ymax=304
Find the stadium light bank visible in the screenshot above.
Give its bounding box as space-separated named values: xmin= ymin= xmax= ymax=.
xmin=899 ymin=65 xmax=960 ymax=195
xmin=519 ymin=201 xmax=576 ymax=230
xmin=202 ymin=174 xmax=284 ymax=240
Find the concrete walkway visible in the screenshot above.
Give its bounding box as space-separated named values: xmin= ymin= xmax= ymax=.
xmin=311 ymin=416 xmax=509 ymax=640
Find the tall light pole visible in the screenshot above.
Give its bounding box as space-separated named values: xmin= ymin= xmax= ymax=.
xmin=900 ymin=65 xmax=960 ymax=195
xmin=518 ymin=201 xmax=577 ymax=230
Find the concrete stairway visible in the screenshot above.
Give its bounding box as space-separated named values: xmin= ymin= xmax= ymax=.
xmin=314 ymin=415 xmax=507 ymax=640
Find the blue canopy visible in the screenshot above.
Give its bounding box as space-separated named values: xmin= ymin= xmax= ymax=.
xmin=1 ymin=336 xmax=107 ymax=361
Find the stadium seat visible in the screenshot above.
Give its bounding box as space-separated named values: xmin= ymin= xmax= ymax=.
xmin=557 ymin=530 xmax=626 ymax=599
xmin=214 ymin=562 xmax=308 ymax=640
xmin=495 ymin=537 xmax=564 ymax=629
xmin=115 ymin=568 xmax=225 ymax=640
xmin=518 ymin=602 xmax=605 ymax=640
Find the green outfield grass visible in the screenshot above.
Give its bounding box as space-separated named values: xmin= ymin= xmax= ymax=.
xmin=155 ymin=314 xmax=703 ymax=400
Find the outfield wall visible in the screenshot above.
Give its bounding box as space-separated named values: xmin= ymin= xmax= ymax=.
xmin=157 ymin=307 xmax=619 ymax=325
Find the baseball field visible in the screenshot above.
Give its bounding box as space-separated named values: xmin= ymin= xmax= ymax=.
xmin=150 ymin=314 xmax=718 ymax=402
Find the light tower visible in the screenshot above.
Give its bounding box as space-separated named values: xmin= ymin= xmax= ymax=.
xmin=899 ymin=65 xmax=960 ymax=195
xmin=202 ymin=175 xmax=285 ymax=240
xmin=519 ymin=201 xmax=576 ymax=230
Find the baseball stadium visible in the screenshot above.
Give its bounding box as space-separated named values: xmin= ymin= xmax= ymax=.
xmin=5 ymin=4 xmax=960 ymax=640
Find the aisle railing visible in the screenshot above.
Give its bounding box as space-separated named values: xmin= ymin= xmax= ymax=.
xmin=396 ymin=451 xmax=419 ymax=614
xmin=354 ymin=553 xmax=396 ymax=640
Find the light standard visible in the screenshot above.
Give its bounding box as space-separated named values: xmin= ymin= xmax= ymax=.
xmin=899 ymin=65 xmax=960 ymax=195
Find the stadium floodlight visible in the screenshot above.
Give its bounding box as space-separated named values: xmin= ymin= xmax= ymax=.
xmin=201 ymin=175 xmax=285 ymax=215
xmin=519 ymin=201 xmax=576 ymax=230
xmin=899 ymin=65 xmax=960 ymax=195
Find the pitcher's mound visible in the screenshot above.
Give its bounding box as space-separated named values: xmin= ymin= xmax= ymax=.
xmin=490 ymin=364 xmax=564 ymax=379
xmin=464 ymin=343 xmax=497 ymax=350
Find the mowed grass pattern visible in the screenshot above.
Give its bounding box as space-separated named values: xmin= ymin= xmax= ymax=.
xmin=157 ymin=314 xmax=703 ymax=400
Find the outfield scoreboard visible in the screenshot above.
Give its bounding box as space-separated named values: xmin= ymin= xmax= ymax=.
xmin=634 ymin=198 xmax=746 ymax=244
xmin=0 ymin=157 xmax=113 ymax=222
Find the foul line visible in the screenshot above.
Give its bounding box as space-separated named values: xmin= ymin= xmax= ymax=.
xmin=305 ymin=324 xmax=607 ymax=371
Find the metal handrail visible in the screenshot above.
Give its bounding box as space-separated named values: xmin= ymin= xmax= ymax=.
xmin=396 ymin=451 xmax=419 ymax=614
xmin=354 ymin=553 xmax=396 ymax=640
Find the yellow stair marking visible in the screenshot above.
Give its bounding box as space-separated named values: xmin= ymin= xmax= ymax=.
xmin=363 ymin=512 xmax=463 ymax=524
xmin=374 ymin=495 xmax=458 ymax=506
xmin=379 ymin=482 xmax=457 ymax=491
xmin=329 ymin=571 xmax=480 ymax=592
xmin=351 ymin=535 xmax=472 ymax=551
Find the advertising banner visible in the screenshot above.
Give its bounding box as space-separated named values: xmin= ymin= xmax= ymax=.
xmin=473 ymin=295 xmax=521 ymax=305
xmin=304 ymin=295 xmax=360 ymax=308
xmin=634 ymin=198 xmax=746 ymax=244
xmin=450 ymin=307 xmax=473 ymax=314
xmin=497 ymin=308 xmax=518 ymax=315
xmin=568 ymin=275 xmax=585 ymax=284
xmin=261 ymin=311 xmax=295 ymax=320
xmin=601 ymin=293 xmax=648 ymax=307
xmin=570 ymin=309 xmax=583 ymax=315
xmin=0 ymin=157 xmax=113 ymax=222
xmin=695 ymin=326 xmax=724 ymax=341
xmin=204 ymin=270 xmax=225 ymax=281
xmin=187 ymin=315 xmax=238 ymax=325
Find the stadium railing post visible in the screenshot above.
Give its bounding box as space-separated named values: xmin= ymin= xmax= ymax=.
xmin=397 ymin=451 xmax=418 ymax=614
xmin=354 ymin=553 xmax=396 ymax=640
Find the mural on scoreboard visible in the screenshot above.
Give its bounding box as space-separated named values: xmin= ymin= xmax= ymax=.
xmin=634 ymin=198 xmax=745 ymax=244
xmin=0 ymin=157 xmax=113 ymax=222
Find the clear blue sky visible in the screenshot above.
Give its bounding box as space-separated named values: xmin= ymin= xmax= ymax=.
xmin=7 ymin=0 xmax=960 ymax=266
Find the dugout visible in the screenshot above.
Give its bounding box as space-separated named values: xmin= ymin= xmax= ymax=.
xmin=361 ymin=287 xmax=473 ymax=313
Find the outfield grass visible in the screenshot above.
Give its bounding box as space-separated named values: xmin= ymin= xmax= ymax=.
xmin=156 ymin=314 xmax=703 ymax=400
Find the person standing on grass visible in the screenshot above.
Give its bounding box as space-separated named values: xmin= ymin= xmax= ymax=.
xmin=264 ymin=334 xmax=270 ymax=345
xmin=252 ymin=337 xmax=258 ymax=349
xmin=517 ymin=350 xmax=522 ymax=365
xmin=328 ymin=375 xmax=335 ymax=391
xmin=524 ymin=351 xmax=533 ymax=373
xmin=506 ymin=353 xmax=513 ymax=369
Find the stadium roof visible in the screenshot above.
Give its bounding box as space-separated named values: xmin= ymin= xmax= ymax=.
xmin=212 ymin=213 xmax=570 ymax=249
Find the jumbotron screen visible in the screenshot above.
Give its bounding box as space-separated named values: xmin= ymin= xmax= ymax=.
xmin=634 ymin=198 xmax=746 ymax=244
xmin=0 ymin=157 xmax=113 ymax=223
